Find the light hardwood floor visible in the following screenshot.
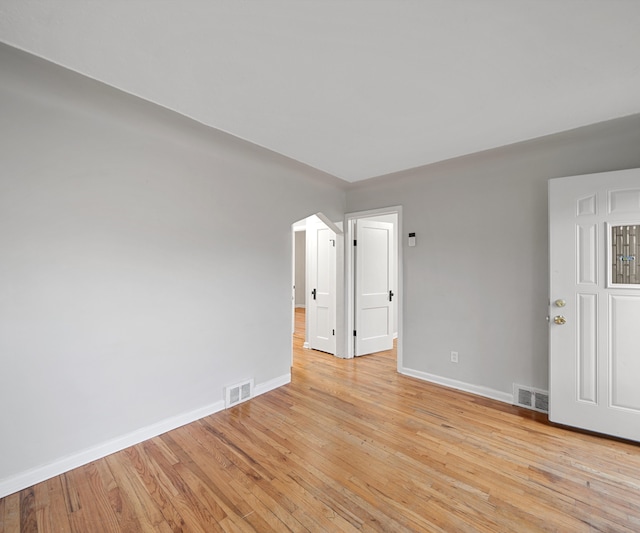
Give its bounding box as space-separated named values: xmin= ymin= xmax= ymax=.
xmin=2 ymin=308 xmax=640 ymax=531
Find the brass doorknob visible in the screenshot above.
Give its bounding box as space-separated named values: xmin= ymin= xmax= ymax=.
xmin=553 ymin=315 xmax=566 ymax=325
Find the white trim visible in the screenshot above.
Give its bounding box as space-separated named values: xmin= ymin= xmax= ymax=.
xmin=254 ymin=373 xmax=291 ymax=397
xmin=294 ymin=304 xmax=306 ymax=309
xmin=303 ymin=341 xmax=310 ymax=349
xmin=0 ymin=373 xmax=291 ymax=499
xmin=400 ymin=366 xmax=514 ymax=405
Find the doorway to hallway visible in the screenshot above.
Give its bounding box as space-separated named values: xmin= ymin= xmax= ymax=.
xmin=346 ymin=206 xmax=402 ymax=368
xmin=291 ymin=207 xmax=401 ymax=366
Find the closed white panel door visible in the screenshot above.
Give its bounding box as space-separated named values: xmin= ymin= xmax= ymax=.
xmin=308 ymin=220 xmax=336 ymax=355
xmin=549 ymin=168 xmax=640 ymax=441
xmin=355 ymin=220 xmax=394 ymax=356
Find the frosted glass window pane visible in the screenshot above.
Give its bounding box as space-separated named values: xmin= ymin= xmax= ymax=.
xmin=611 ymin=225 xmax=639 ymax=285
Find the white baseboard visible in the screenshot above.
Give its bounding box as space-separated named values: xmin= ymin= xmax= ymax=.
xmin=294 ymin=304 xmax=306 ymax=309
xmin=399 ymin=366 xmax=514 ymax=405
xmin=303 ymin=342 xmax=310 ymax=349
xmin=0 ymin=372 xmax=291 ymax=499
xmin=255 ymin=373 xmax=291 ymax=396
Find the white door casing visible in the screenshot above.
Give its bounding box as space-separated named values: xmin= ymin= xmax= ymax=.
xmin=307 ymin=218 xmax=336 ymax=355
xmin=549 ymin=168 xmax=640 ymax=442
xmin=355 ymin=219 xmax=394 ymax=356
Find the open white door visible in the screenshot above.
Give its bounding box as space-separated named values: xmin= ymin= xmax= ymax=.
xmin=355 ymin=219 xmax=394 ymax=356
xmin=549 ymin=168 xmax=640 ymax=442
xmin=307 ymin=218 xmax=336 ymax=355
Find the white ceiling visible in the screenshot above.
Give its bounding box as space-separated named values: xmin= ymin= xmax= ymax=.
xmin=1 ymin=1 xmax=639 ymax=182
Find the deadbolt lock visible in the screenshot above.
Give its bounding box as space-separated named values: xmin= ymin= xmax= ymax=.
xmin=553 ymin=315 xmax=567 ymax=325
xmin=555 ymin=299 xmax=566 ymax=307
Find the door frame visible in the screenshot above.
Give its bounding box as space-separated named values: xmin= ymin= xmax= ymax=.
xmin=291 ymin=212 xmax=345 ymax=364
xmin=345 ymin=206 xmax=403 ymax=368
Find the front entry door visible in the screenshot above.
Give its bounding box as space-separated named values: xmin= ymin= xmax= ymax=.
xmin=355 ymin=219 xmax=394 ymax=356
xmin=549 ymin=168 xmax=640 ymax=441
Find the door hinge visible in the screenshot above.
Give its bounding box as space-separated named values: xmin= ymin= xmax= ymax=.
xmin=353 ymin=330 xmax=357 ymax=337
xmin=330 ymin=239 xmax=336 ymax=247
xmin=311 ymin=288 xmax=317 ymax=300
xmin=332 ymin=329 xmax=335 ymax=336
xmin=353 ymin=239 xmax=357 ymax=246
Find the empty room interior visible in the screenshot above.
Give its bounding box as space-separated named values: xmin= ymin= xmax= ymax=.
xmin=2 ymin=2 xmax=640 ymax=531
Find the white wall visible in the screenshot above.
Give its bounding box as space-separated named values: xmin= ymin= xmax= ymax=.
xmin=0 ymin=44 xmax=345 ymax=495
xmin=347 ymin=114 xmax=640 ymax=399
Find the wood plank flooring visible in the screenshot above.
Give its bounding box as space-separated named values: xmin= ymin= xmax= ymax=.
xmin=2 ymin=307 xmax=640 ymax=531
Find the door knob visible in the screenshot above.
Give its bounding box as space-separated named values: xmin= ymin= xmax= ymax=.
xmin=553 ymin=315 xmax=566 ymax=325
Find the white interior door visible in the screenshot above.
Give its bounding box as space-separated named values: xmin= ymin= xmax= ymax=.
xmin=549 ymin=168 xmax=640 ymax=442
xmin=355 ymin=219 xmax=394 ymax=356
xmin=307 ymin=218 xmax=336 ymax=355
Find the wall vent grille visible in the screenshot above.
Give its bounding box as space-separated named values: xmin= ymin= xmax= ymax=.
xmin=513 ymin=384 xmax=549 ymax=413
xmin=225 ymin=379 xmax=254 ymax=408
